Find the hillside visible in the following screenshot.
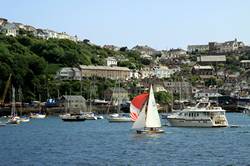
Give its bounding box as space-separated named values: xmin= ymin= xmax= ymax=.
xmin=0 ymin=33 xmax=141 ymax=102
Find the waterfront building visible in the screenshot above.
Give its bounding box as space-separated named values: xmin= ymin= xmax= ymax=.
xmin=60 ymin=95 xmax=87 ymax=112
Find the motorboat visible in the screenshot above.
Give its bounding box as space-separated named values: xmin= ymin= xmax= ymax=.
xmin=107 ymin=113 xmax=132 ymax=122
xmin=30 ymin=113 xmax=46 ymax=119
xmin=166 ymin=98 xmax=228 ymax=127
xmin=61 ymin=113 xmax=86 ymax=122
xmin=7 ymin=116 xmax=20 ymax=124
xmin=82 ymin=112 xmax=98 ymax=120
xmin=19 ymin=117 xmax=30 ymax=122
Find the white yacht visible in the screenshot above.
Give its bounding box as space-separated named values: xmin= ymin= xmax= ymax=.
xmin=107 ymin=113 xmax=132 ymax=122
xmin=30 ymin=113 xmax=46 ymax=119
xmin=83 ymin=112 xmax=98 ymax=120
xmin=167 ymin=99 xmax=228 ymax=127
xmin=61 ymin=113 xmax=86 ymax=122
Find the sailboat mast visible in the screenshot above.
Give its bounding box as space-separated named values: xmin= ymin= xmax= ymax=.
xmin=11 ymin=85 xmax=16 ymax=117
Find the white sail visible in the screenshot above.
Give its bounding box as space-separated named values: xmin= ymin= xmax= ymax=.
xmin=145 ymin=85 xmax=161 ymax=128
xmin=132 ymin=102 xmax=147 ymax=129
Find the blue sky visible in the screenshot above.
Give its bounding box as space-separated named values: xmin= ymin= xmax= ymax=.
xmin=1 ymin=0 xmax=249 ymax=49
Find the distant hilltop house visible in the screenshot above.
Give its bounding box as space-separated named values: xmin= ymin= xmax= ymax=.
xmin=0 ymin=17 xmax=78 ymax=42
xmin=103 ymin=45 xmax=120 ymax=51
xmin=187 ymin=44 xmax=209 ymax=53
xmin=132 ymin=45 xmax=158 ymax=56
xmin=0 ymin=18 xmax=8 ymax=26
xmin=36 ymin=29 xmax=78 ymax=42
xmin=209 ymin=38 xmax=244 ymax=54
xmin=188 ymin=39 xmax=245 ymax=54
xmin=0 ymin=23 xmax=18 ymax=36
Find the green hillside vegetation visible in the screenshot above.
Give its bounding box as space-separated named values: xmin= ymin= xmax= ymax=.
xmin=0 ymin=33 xmax=142 ymax=102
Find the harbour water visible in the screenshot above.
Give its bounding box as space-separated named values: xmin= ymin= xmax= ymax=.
xmin=1 ymin=113 xmax=250 ymax=166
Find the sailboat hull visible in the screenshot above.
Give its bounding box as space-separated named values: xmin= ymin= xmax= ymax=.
xmin=136 ymin=128 xmax=164 ymax=134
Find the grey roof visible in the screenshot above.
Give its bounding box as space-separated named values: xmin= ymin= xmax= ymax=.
xmin=1 ymin=23 xmax=17 ymax=30
xmin=80 ymin=65 xmax=130 ymax=71
xmin=240 ymin=60 xmax=250 ymax=63
xmin=197 ymin=55 xmax=226 ymax=62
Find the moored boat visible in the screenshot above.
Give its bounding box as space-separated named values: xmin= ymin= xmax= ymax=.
xmin=107 ymin=113 xmax=132 ymax=122
xmin=61 ymin=113 xmax=86 ymax=121
xmin=30 ymin=113 xmax=46 ymax=119
xmin=166 ymin=98 xmax=228 ymax=127
xmin=7 ymin=86 xmax=20 ymax=125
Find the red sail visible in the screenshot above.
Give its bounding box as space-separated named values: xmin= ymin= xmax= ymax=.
xmin=130 ymin=93 xmax=149 ymax=121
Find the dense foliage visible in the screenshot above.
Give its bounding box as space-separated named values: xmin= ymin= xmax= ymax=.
xmin=0 ymin=34 xmax=141 ymax=102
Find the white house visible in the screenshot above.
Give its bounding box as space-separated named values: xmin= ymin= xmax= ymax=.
xmin=194 ymin=89 xmax=222 ymax=98
xmin=130 ymin=70 xmax=140 ymax=79
xmin=139 ymin=67 xmax=153 ymax=79
xmin=1 ymin=23 xmax=17 ymax=36
xmin=153 ymin=66 xmax=180 ymax=78
xmin=56 ymin=67 xmax=81 ymax=80
xmin=106 ymin=57 xmax=117 ymax=67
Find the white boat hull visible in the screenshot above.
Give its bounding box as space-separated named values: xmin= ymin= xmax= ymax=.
xmin=61 ymin=115 xmax=86 ymax=121
xmin=30 ymin=114 xmax=46 ymax=119
xmin=20 ymin=118 xmax=30 ymax=122
xmin=167 ymin=118 xmax=228 ymax=127
xmin=107 ymin=117 xmax=132 ymax=122
xmin=136 ymin=128 xmax=164 ymax=134
xmin=7 ymin=119 xmax=20 ymax=124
